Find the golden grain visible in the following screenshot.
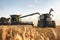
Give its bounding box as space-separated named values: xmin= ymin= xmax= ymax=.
xmin=0 ymin=25 xmax=59 ymax=40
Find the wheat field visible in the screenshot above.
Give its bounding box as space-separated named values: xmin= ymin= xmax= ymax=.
xmin=0 ymin=25 xmax=60 ymax=40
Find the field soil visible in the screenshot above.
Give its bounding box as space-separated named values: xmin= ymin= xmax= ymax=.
xmin=0 ymin=25 xmax=60 ymax=40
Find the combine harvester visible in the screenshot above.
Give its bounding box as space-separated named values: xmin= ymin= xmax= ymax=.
xmin=0 ymin=8 xmax=56 ymax=28
xmin=38 ymin=8 xmax=56 ymax=28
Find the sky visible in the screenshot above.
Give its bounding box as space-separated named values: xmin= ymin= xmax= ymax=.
xmin=0 ymin=0 xmax=60 ymax=25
